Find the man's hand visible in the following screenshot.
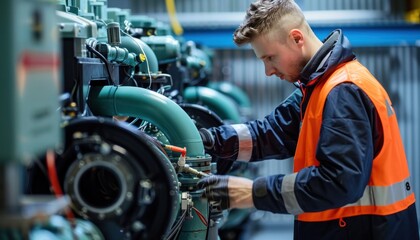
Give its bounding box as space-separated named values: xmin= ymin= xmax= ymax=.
xmin=197 ymin=175 xmax=254 ymax=211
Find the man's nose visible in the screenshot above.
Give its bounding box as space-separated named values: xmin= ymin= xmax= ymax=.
xmin=264 ymin=64 xmax=276 ymax=76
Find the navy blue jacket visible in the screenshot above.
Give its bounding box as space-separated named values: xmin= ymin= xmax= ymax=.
xmin=207 ymin=30 xmax=419 ymax=239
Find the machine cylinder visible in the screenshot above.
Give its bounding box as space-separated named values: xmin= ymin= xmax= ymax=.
xmin=107 ymin=22 xmax=121 ymax=46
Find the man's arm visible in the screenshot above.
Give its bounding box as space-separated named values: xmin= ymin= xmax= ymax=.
xmin=199 ymin=84 xmax=380 ymax=214
xmin=203 ymin=89 xmax=302 ymax=163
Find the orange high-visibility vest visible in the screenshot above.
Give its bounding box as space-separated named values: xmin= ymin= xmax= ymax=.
xmin=294 ymin=60 xmax=415 ymax=222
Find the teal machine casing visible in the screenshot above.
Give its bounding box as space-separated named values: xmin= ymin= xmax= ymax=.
xmin=0 ymin=0 xmax=61 ymax=163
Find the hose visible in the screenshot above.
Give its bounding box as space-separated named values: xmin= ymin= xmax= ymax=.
xmin=165 ymin=0 xmax=183 ymax=35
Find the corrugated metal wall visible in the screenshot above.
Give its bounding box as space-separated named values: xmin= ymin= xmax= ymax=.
xmin=302 ymin=0 xmax=390 ymax=10
xmin=130 ymin=0 xmax=403 ymax=14
xmin=132 ymin=0 xmax=252 ymax=13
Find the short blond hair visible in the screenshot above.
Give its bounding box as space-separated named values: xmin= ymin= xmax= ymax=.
xmin=233 ymin=0 xmax=307 ymax=46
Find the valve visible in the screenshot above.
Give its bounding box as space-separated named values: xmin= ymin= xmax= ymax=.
xmin=85 ymin=38 xmax=144 ymax=67
xmin=159 ymin=143 xmax=210 ymax=178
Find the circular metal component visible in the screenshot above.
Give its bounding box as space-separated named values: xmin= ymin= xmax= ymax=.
xmin=65 ymin=152 xmax=134 ymax=220
xmin=26 ymin=117 xmax=179 ymax=239
xmin=179 ymin=103 xmax=224 ymax=129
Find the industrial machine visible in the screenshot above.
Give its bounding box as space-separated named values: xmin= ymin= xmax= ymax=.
xmin=20 ymin=1 xmax=230 ymax=239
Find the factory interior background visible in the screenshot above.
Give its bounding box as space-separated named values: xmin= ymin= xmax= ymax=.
xmin=0 ymin=0 xmax=419 ymax=239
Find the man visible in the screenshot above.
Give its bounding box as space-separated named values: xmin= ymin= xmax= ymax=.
xmin=197 ymin=0 xmax=419 ymax=239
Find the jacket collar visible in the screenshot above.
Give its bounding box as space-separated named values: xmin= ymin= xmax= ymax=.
xmin=299 ymin=29 xmax=356 ymax=86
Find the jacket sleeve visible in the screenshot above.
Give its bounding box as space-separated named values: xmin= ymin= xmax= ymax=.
xmin=207 ymin=89 xmax=302 ymax=162
xmin=253 ymin=83 xmax=381 ymax=214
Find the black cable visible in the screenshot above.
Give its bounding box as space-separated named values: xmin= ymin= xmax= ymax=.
xmin=85 ymin=43 xmax=116 ymax=86
xmin=173 ymin=220 xmax=183 ymax=240
xmin=205 ymin=203 xmax=212 ymax=240
xmin=33 ymin=158 xmax=48 ymax=179
xmin=166 ymin=210 xmax=187 ymax=240
xmin=70 ymin=79 xmax=78 ymax=102
xmin=120 ymin=66 xmax=138 ymax=86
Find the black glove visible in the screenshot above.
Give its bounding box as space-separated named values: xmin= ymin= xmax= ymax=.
xmin=198 ymin=128 xmax=215 ymax=150
xmin=198 ymin=128 xmax=234 ymax=174
xmin=197 ymin=175 xmax=230 ymax=211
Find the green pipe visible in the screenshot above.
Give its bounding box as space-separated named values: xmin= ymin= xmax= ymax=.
xmin=120 ymin=36 xmax=159 ymax=74
xmin=87 ymin=85 xmax=204 ymax=157
xmin=183 ymin=86 xmax=242 ymax=123
xmin=141 ymin=35 xmax=181 ymax=64
xmin=97 ymin=35 xmax=159 ymax=74
xmin=207 ymin=82 xmax=251 ymax=108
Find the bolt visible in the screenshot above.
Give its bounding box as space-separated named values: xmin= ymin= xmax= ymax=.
xmin=140 ymin=180 xmax=152 ymax=188
xmin=116 ymin=208 xmax=122 ymax=216
xmin=131 ymin=221 xmax=145 ymax=232
xmin=100 ymin=143 xmax=111 ymax=155
xmin=127 ymin=192 xmax=133 ymax=200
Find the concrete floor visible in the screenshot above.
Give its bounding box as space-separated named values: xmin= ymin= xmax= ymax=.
xmin=235 ymin=211 xmax=295 ymax=240
xmin=242 ymin=224 xmax=294 ymax=240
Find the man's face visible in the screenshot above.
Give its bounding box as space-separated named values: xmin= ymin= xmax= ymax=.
xmin=251 ymin=31 xmax=306 ymax=83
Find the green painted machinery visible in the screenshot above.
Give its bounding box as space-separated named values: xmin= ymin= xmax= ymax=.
xmin=207 ymin=81 xmax=253 ymax=120
xmin=23 ymin=1 xmax=221 ymax=239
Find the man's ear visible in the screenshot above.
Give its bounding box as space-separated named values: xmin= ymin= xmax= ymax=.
xmin=289 ymin=29 xmax=304 ymax=46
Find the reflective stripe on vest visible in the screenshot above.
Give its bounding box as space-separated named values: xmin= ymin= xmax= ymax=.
xmin=294 ymin=60 xmax=415 ymax=222
xmin=281 ymin=173 xmax=414 ymax=216
xmin=346 ymin=177 xmax=413 ymax=207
